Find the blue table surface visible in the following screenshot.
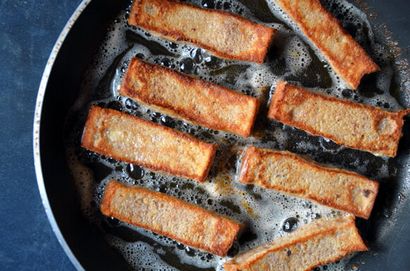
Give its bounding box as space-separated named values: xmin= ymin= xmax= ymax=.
xmin=0 ymin=0 xmax=409 ymax=270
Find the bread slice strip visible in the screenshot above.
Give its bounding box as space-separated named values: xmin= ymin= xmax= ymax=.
xmin=81 ymin=106 xmax=216 ymax=182
xmin=239 ymin=146 xmax=378 ymax=219
xmin=120 ymin=58 xmax=259 ymax=137
xmin=275 ymin=0 xmax=379 ymax=89
xmin=128 ymin=0 xmax=275 ymax=63
xmin=268 ymin=81 xmax=409 ymax=157
xmin=101 ymin=180 xmax=241 ymax=256
xmin=224 ymin=216 xmax=367 ymax=271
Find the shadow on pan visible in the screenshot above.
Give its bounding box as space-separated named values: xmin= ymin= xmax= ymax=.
xmin=34 ymin=0 xmax=410 ymax=270
xmin=35 ymin=0 xmax=131 ymax=270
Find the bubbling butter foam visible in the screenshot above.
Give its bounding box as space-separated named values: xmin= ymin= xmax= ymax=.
xmin=64 ymin=0 xmax=409 ymax=270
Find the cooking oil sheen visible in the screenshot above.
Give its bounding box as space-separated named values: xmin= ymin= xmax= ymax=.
xmin=64 ymin=0 xmax=410 ymax=270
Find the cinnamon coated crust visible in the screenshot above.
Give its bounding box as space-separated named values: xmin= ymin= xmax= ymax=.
xmin=120 ymin=58 xmax=259 ymax=137
xmin=82 ymin=106 xmax=216 ymax=182
xmin=239 ymin=146 xmax=379 ymax=219
xmin=268 ymin=81 xmax=409 ymax=157
xmin=275 ymin=0 xmax=379 ymax=89
xmin=100 ymin=180 xmax=241 ymax=256
xmin=224 ymin=216 xmax=367 ymax=271
xmin=128 ymin=0 xmax=276 ymax=63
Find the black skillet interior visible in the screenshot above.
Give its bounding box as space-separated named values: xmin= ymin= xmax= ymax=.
xmin=38 ymin=0 xmax=410 ymax=270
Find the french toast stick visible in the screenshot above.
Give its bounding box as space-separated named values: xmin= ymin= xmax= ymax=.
xmin=128 ymin=0 xmax=275 ymax=63
xmin=239 ymin=146 xmax=378 ymax=219
xmin=268 ymin=82 xmax=409 ymax=157
xmin=81 ymin=106 xmax=216 ymax=182
xmin=224 ymin=216 xmax=367 ymax=271
xmin=100 ymin=180 xmax=241 ymax=256
xmin=120 ymin=58 xmax=259 ymax=137
xmin=275 ymin=0 xmax=379 ymax=89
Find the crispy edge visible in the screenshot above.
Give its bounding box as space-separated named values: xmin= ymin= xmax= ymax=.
xmin=239 ymin=146 xmax=379 ymax=219
xmin=81 ymin=106 xmax=217 ymax=182
xmin=268 ymin=81 xmax=408 ymax=157
xmin=224 ymin=217 xmax=367 ymax=271
xmin=275 ymin=0 xmax=379 ymax=89
xmin=120 ymin=58 xmax=260 ymax=137
xmin=100 ymin=180 xmax=241 ymax=256
xmin=128 ymin=0 xmax=276 ymax=63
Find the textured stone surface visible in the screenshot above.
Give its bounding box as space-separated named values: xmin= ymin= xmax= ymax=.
xmin=0 ymin=0 xmax=80 ymax=270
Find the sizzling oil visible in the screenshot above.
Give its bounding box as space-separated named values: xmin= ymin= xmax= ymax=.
xmin=64 ymin=0 xmax=410 ymax=270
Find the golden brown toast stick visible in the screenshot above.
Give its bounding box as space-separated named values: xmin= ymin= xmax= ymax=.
xmin=101 ymin=180 xmax=241 ymax=256
xmin=128 ymin=0 xmax=275 ymax=63
xmin=120 ymin=58 xmax=259 ymax=137
xmin=275 ymin=0 xmax=379 ymax=89
xmin=224 ymin=216 xmax=367 ymax=271
xmin=239 ymin=146 xmax=378 ymax=219
xmin=268 ymin=82 xmax=409 ymax=157
xmin=81 ymin=106 xmax=216 ymax=182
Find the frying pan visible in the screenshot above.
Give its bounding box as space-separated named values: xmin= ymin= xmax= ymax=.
xmin=33 ymin=0 xmax=410 ymax=270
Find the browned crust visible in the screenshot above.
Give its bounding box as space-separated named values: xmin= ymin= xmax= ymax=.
xmin=81 ymin=106 xmax=216 ymax=182
xmin=100 ymin=180 xmax=241 ymax=256
xmin=268 ymin=81 xmax=409 ymax=157
xmin=128 ymin=0 xmax=276 ymax=63
xmin=239 ymin=146 xmax=379 ymax=219
xmin=120 ymin=58 xmax=259 ymax=137
xmin=224 ymin=216 xmax=367 ymax=271
xmin=275 ymin=0 xmax=379 ymax=89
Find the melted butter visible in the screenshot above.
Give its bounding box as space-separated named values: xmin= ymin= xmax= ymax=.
xmin=212 ymin=174 xmax=235 ymax=196
xmin=241 ymin=199 xmax=258 ymax=219
xmin=63 ymin=0 xmax=410 ymax=270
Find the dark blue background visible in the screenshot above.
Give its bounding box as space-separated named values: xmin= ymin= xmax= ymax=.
xmin=0 ymin=0 xmax=408 ymax=270
xmin=0 ymin=0 xmax=80 ymax=270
